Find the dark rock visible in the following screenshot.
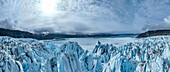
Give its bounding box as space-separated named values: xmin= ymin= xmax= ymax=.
xmin=136 ymin=30 xmax=170 ymax=38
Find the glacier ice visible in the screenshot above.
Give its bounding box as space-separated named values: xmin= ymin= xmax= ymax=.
xmin=0 ymin=36 xmax=169 ymax=72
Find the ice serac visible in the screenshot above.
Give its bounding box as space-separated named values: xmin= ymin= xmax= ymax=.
xmin=59 ymin=42 xmax=84 ymax=58
xmin=0 ymin=36 xmax=170 ymax=72
xmin=59 ymin=53 xmax=82 ymax=72
xmin=103 ymin=36 xmax=170 ymax=72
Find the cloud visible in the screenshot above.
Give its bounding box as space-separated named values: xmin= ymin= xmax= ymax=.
xmin=164 ymin=16 xmax=170 ymax=24
xmin=34 ymin=27 xmax=55 ymax=34
xmin=0 ymin=19 xmax=18 ymax=29
xmin=1 ymin=0 xmax=170 ymax=33
xmin=142 ymin=16 xmax=170 ymax=31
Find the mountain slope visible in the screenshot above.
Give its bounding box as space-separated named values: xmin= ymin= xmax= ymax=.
xmin=0 ymin=28 xmax=138 ymax=40
xmin=137 ymin=30 xmax=170 ymax=38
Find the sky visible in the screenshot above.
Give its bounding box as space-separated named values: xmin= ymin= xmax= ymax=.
xmin=0 ymin=0 xmax=170 ymax=34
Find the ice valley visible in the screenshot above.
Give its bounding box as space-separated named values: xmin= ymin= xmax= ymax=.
xmin=0 ymin=36 xmax=169 ymax=72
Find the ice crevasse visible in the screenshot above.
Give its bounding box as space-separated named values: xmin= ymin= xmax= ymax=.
xmin=0 ymin=36 xmax=169 ymax=72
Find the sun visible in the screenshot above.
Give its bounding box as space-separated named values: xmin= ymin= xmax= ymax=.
xmin=41 ymin=0 xmax=58 ymax=15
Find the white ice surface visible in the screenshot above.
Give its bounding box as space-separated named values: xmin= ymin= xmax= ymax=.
xmin=53 ymin=37 xmax=135 ymax=51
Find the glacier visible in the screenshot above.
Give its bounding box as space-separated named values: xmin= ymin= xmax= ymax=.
xmin=0 ymin=36 xmax=169 ymax=72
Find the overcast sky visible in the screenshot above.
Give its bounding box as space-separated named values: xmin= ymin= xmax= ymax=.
xmin=0 ymin=0 xmax=170 ymax=34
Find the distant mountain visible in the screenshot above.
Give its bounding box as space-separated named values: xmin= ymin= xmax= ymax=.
xmin=0 ymin=28 xmax=138 ymax=40
xmin=136 ymin=30 xmax=170 ymax=38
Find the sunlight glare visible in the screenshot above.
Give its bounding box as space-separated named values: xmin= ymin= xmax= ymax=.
xmin=41 ymin=0 xmax=58 ymax=15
